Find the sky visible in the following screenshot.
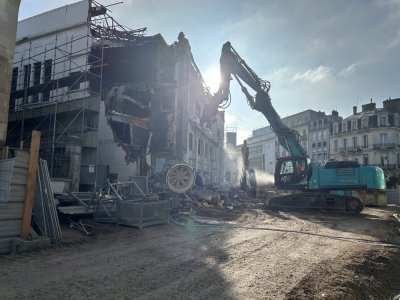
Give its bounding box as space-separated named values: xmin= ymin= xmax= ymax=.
xmin=19 ymin=0 xmax=400 ymax=143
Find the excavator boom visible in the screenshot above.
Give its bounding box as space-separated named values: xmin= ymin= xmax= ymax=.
xmin=202 ymin=42 xmax=306 ymax=158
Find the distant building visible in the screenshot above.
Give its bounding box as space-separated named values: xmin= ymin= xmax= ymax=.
xmin=276 ymin=109 xmax=323 ymax=158
xmin=226 ymin=127 xmax=237 ymax=147
xmin=330 ymin=98 xmax=400 ymax=179
xmin=224 ymin=128 xmax=240 ymax=186
xmin=308 ymin=110 xmax=342 ymax=165
xmin=247 ymin=126 xmax=275 ymax=174
xmin=242 ymin=97 xmax=400 ymax=182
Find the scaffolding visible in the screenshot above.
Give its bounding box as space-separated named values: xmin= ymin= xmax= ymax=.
xmin=7 ymin=0 xmax=146 ymax=178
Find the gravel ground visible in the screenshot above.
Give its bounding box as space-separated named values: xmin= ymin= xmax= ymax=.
xmin=1 ymin=206 xmax=400 ymax=300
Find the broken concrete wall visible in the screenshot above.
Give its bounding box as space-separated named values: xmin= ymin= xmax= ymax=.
xmin=97 ymin=100 xmax=140 ymax=181
xmin=92 ymin=32 xmax=225 ymax=185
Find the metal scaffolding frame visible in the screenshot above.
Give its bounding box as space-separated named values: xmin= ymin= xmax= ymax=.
xmin=7 ymin=0 xmax=146 ymax=178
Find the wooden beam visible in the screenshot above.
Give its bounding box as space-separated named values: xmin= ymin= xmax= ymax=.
xmin=21 ymin=130 xmax=41 ymax=239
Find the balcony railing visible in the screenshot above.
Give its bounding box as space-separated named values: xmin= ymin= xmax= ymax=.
xmin=373 ymin=143 xmax=396 ymax=150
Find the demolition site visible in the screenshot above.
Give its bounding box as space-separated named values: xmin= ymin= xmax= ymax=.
xmin=0 ymin=1 xmax=400 ymax=299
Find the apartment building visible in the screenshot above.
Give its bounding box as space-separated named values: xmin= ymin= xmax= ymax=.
xmin=247 ymin=126 xmax=275 ymax=174
xmin=330 ymin=98 xmax=400 ymax=179
xmin=276 ymin=110 xmax=323 ymax=158
xmin=309 ymin=110 xmax=342 ymax=165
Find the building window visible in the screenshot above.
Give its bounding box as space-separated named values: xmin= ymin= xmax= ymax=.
xmin=323 ymin=141 xmax=327 ymax=150
xmin=23 ymin=64 xmax=31 ymax=88
xmin=317 ymin=142 xmax=321 ymax=151
xmin=317 ymin=132 xmax=322 ymax=140
xmin=69 ymin=71 xmax=80 ymax=91
xmin=43 ymin=59 xmax=52 ymax=101
xmin=380 ymin=133 xmax=388 ymax=145
xmin=188 ymin=133 xmax=193 ymax=151
xmin=362 ymin=118 xmax=368 ymax=128
xmin=334 ymin=140 xmax=338 ymax=152
xmin=352 ymin=120 xmax=357 ymax=131
xmin=381 ymin=154 xmax=387 ymax=166
xmin=379 ymin=116 xmax=386 ymax=126
xmin=333 ymin=123 xmax=338 ymax=134
xmin=352 ymin=137 xmax=357 ymax=149
xmin=363 ymin=135 xmax=368 ymax=148
xmin=312 ymin=132 xmax=316 ymax=142
xmin=342 ymin=122 xmax=347 ymax=133
xmin=33 ymin=62 xmax=41 ymax=85
xmin=198 ymin=139 xmax=202 ymax=155
xmin=323 ymin=153 xmax=327 ymax=160
xmin=11 ymin=67 xmax=18 ymax=92
xmin=33 ymin=62 xmax=41 ymax=102
xmin=343 ymin=138 xmax=347 ymax=150
xmin=363 ymin=154 xmax=369 ymax=165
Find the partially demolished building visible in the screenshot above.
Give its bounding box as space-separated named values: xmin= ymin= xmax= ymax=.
xmin=7 ymin=0 xmax=224 ymax=191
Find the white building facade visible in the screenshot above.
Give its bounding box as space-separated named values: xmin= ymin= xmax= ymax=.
xmin=330 ymin=100 xmax=400 ymax=179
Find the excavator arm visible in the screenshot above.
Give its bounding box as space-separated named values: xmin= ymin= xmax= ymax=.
xmin=201 ymin=42 xmax=307 ymax=157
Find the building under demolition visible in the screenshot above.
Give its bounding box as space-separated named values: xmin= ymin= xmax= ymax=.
xmin=7 ymin=0 xmax=225 ymax=191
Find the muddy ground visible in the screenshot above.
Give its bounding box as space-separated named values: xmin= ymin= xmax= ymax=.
xmin=1 ymin=205 xmax=400 ymax=299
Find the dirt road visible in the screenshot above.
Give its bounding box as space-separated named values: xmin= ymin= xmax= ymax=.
xmin=1 ymin=206 xmax=400 ymax=299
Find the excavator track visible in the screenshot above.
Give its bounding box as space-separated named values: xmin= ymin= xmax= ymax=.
xmin=266 ymin=192 xmax=364 ymax=213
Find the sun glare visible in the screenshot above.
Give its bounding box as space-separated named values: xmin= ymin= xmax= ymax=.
xmin=203 ymin=66 xmax=220 ymax=94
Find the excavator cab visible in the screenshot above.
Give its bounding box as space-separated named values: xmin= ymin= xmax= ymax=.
xmin=274 ymin=156 xmax=309 ymax=190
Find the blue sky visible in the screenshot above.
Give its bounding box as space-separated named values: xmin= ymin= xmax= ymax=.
xmin=19 ymin=0 xmax=400 ymax=142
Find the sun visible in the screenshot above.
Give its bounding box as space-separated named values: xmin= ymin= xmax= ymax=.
xmin=202 ymin=66 xmax=221 ymax=94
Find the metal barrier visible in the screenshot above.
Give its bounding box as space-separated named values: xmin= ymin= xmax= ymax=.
xmin=117 ymin=199 xmax=170 ymax=229
xmin=93 ymin=179 xmax=170 ymax=229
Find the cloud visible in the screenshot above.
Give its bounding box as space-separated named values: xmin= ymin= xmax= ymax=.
xmin=388 ymin=30 xmax=400 ymax=48
xmin=124 ymin=0 xmax=135 ymax=7
xmin=338 ymin=63 xmax=358 ymax=77
xmin=268 ymin=66 xmax=290 ymax=81
xmin=292 ymin=65 xmax=333 ymax=83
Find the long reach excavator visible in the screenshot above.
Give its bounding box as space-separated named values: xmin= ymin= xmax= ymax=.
xmin=201 ymin=42 xmax=386 ymax=213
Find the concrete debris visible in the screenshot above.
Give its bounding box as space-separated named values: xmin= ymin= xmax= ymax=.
xmin=183 ymin=186 xmax=267 ymax=211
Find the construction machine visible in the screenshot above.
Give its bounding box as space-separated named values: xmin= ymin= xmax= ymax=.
xmin=201 ymin=42 xmax=386 ymax=213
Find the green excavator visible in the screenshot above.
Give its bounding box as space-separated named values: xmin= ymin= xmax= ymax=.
xmin=202 ymin=42 xmax=386 ymax=213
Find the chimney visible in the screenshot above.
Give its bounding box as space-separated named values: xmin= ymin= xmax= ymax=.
xmin=353 ymin=106 xmax=357 ymax=115
xmin=331 ymin=110 xmax=338 ymax=117
xmin=361 ymin=98 xmax=376 ymax=112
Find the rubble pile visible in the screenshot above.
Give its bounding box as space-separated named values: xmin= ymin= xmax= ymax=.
xmin=186 ymin=186 xmax=267 ymax=211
